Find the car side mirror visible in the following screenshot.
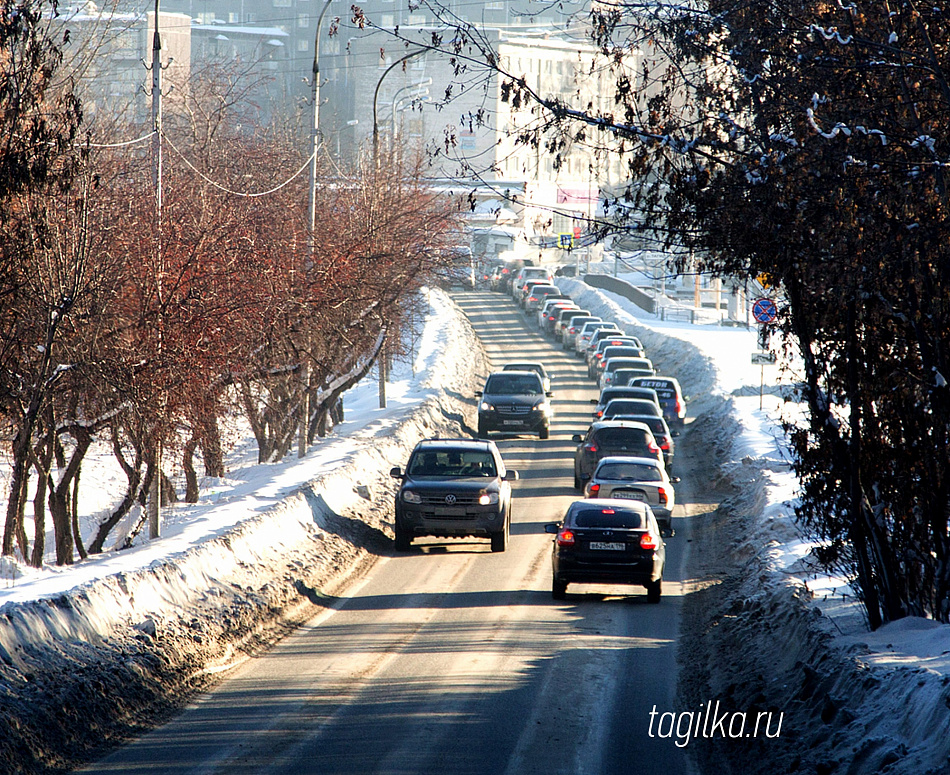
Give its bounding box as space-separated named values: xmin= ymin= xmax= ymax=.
xmin=475 ymin=391 xmax=483 ymax=398
xmin=572 ymin=434 xmax=583 ymax=443
xmin=505 ymin=470 xmax=520 ymax=481
xmin=672 ymin=430 xmax=681 ymax=437
xmin=546 ymin=391 xmax=553 ymax=398
xmin=389 ymin=467 xmax=403 ymax=478
xmin=543 ymin=523 xmax=560 ymax=534
xmin=589 ymin=398 xmax=597 ymax=404
xmin=580 ymin=473 xmax=590 ymax=481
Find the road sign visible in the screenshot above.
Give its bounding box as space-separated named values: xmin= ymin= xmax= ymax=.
xmin=752 ymin=297 xmax=778 ymax=324
xmin=751 ymin=351 xmax=777 ymax=365
xmin=558 ymin=233 xmax=574 ymax=249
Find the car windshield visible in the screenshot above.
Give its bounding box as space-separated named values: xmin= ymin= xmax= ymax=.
xmin=485 ymin=374 xmax=543 ymax=395
xmin=595 ymin=428 xmax=650 ymax=445
xmin=572 ymin=506 xmax=645 ymax=529
xmin=615 ymin=369 xmax=655 ymax=383
xmin=596 ymin=462 xmax=661 ymax=481
xmin=607 ymin=359 xmax=651 ymax=371
xmin=605 ymin=400 xmax=657 ymax=417
xmin=408 ymin=449 xmax=497 ymax=477
xmin=603 ymin=348 xmax=642 ymax=359
xmin=623 ymin=416 xmax=668 ymax=436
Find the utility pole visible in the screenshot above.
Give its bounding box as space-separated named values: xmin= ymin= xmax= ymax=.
xmin=299 ymin=0 xmax=334 ymax=458
xmin=148 ymin=0 xmax=163 ymax=539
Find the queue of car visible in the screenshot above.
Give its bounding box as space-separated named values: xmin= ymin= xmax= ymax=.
xmin=389 ymin=274 xmax=686 ymax=606
xmin=518 ymin=277 xmax=690 ymax=600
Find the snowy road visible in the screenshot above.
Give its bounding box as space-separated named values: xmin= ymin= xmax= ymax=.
xmin=79 ymin=291 xmax=707 ymax=775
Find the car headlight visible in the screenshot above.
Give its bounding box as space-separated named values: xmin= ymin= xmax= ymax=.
xmin=480 ymin=401 xmax=494 ymax=411
xmin=402 ymin=490 xmax=422 ymax=504
xmin=478 ymin=492 xmax=500 ymax=505
xmin=533 ymin=399 xmax=548 ymax=413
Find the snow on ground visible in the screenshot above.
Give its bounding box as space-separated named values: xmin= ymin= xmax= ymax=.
xmin=1 ymin=271 xmax=949 ymax=775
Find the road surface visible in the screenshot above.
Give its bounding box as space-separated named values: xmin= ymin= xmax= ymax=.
xmin=81 ymin=290 xmax=710 ymax=775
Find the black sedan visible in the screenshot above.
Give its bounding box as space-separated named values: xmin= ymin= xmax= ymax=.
xmin=544 ymin=499 xmax=665 ymax=602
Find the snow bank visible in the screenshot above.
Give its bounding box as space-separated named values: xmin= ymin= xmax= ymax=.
xmin=560 ymin=274 xmax=950 ymax=775
xmin=0 ymin=288 xmax=491 ymax=775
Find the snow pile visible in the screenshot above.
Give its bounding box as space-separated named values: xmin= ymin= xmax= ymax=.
xmin=565 ymin=273 xmax=950 ymax=775
xmin=0 ymin=288 xmax=490 ymax=775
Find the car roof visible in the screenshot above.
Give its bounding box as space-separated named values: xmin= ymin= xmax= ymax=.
xmin=589 ymin=419 xmax=652 ymax=431
xmin=605 ymin=358 xmax=652 ymax=367
xmin=596 ymin=455 xmax=663 ymax=467
xmin=614 ymin=414 xmax=670 ymax=429
xmin=568 ymin=498 xmax=651 ymax=516
xmin=598 ymin=386 xmax=651 ymax=399
xmin=503 ymin=362 xmax=546 ymax=371
xmin=633 ymin=376 xmax=681 ymax=389
xmin=413 ymin=438 xmax=497 ymax=452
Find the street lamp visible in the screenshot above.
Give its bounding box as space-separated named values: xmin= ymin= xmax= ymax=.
xmin=371 ymin=49 xmax=425 ymax=410
xmin=300 ymin=0 xmax=333 ymax=459
xmin=373 ymin=49 xmax=426 ymax=163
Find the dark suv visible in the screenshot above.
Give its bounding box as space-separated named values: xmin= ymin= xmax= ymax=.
xmin=390 ymin=439 xmax=518 ymax=552
xmin=477 ymin=370 xmax=553 ymax=439
xmin=572 ymin=420 xmax=662 ymax=490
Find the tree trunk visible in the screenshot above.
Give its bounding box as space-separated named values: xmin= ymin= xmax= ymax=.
xmin=46 ymin=426 xmax=91 ymax=566
xmin=183 ymin=436 xmax=200 ymax=503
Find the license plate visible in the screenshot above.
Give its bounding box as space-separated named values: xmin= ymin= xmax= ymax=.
xmin=589 ymin=541 xmax=624 ymax=551
xmin=614 ymin=491 xmax=646 ymax=501
xmin=503 ymin=420 xmax=524 ymax=425
xmin=434 ymin=507 xmax=467 ymax=517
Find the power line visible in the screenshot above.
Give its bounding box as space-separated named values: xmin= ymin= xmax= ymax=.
xmin=161 ymin=130 xmax=315 ymax=197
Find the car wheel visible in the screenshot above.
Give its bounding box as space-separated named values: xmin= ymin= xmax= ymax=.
xmin=394 ymin=522 xmax=411 ymax=552
xmin=477 ymin=419 xmax=489 ymax=438
xmin=573 ymin=471 xmax=582 ymax=490
xmin=490 ymin=522 xmax=509 ymax=553
xmin=539 ymin=424 xmax=550 ymax=440
xmin=646 ymin=579 xmax=662 ymax=604
xmin=552 ymin=577 xmax=567 ymax=600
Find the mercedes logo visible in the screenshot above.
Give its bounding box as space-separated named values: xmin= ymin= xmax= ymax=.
xmin=444 ymin=494 xmax=457 ymax=505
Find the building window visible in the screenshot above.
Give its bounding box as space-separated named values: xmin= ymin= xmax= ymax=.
xmin=298 ymin=13 xmax=309 ymax=26
xmin=380 ymin=13 xmax=394 ymax=26
xmin=298 ymin=38 xmax=309 ymax=51
xmin=273 ymin=0 xmax=291 ymax=7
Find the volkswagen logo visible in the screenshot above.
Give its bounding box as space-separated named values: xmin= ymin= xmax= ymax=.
xmin=444 ymin=494 xmax=457 ymax=505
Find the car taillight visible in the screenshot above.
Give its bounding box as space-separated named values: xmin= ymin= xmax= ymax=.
xmin=658 ymin=487 xmax=668 ymax=505
xmin=557 ymin=529 xmax=576 ymax=546
xmin=596 ymin=410 xmax=604 ymax=418
xmin=589 ymin=483 xmax=601 ymax=495
xmin=675 ymin=398 xmax=683 ymax=413
xmin=648 ymin=441 xmax=660 ymax=453
xmin=640 ymin=531 xmax=659 ymax=550
xmin=584 ymin=443 xmax=597 ymax=453
xmin=660 ymin=440 xmax=670 ymax=450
